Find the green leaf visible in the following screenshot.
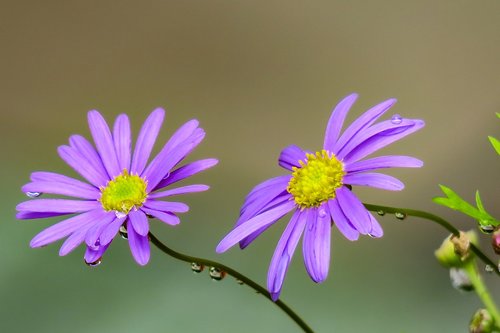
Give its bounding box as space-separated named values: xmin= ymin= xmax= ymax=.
xmin=488 ymin=136 xmax=500 ymax=155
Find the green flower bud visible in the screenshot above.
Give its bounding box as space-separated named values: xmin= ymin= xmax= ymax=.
xmin=435 ymin=230 xmax=478 ymax=268
xmin=469 ymin=309 xmax=494 ymax=333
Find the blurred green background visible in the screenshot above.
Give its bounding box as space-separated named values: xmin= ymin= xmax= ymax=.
xmin=1 ymin=1 xmax=499 ymax=332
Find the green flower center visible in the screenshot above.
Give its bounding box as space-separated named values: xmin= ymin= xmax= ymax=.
xmin=100 ymin=170 xmax=148 ymax=214
xmin=287 ymin=150 xmax=345 ymax=208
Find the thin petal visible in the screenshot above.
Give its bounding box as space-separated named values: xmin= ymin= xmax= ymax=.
xmin=16 ymin=211 xmax=67 ymax=220
xmin=278 ymin=145 xmax=307 ymax=171
xmin=162 ymin=119 xmax=199 ymax=154
xmin=333 ymin=98 xmax=397 ymax=154
xmin=141 ymin=208 xmax=180 ymax=225
xmin=302 ymin=207 xmax=331 ymax=283
xmin=69 ymin=135 xmax=109 ymax=180
xmin=216 ymin=200 xmax=296 ymax=253
xmin=368 ymin=213 xmax=384 ymax=238
xmin=239 ymin=194 xmax=293 ymax=249
xmin=149 ymin=185 xmax=209 ymax=199
xmin=88 ymin=110 xmax=121 ymax=178
xmin=22 ymin=181 xmax=99 ymax=200
xmin=343 ymin=172 xmax=404 ymax=191
xmin=154 ymin=159 xmax=219 ymax=190
xmin=113 ymin=114 xmax=131 ymax=171
xmin=143 ymin=200 xmax=189 ymax=213
xmin=29 ymin=209 xmax=110 ymax=248
xmin=342 ymin=119 xmax=425 ymax=163
xmin=323 ymin=93 xmax=358 ymax=151
xmin=59 ymin=229 xmax=87 ymax=256
xmin=129 ymin=210 xmax=149 ymax=236
xmin=130 ymin=108 xmax=165 ymax=175
xmin=17 ymin=199 xmax=101 ymax=214
xmin=267 ymin=210 xmax=307 ymax=301
xmin=85 ymin=213 xmax=116 ymax=248
xmin=345 ymin=155 xmax=423 ymax=173
xmin=328 ymin=199 xmax=359 ymax=241
xmin=127 ymin=226 xmax=150 ymax=265
xmin=335 ymin=187 xmax=371 ymax=234
xmin=142 ymin=137 xmax=200 ymax=191
xmin=240 ymin=175 xmax=291 ymax=211
xmin=58 ymin=145 xmax=108 ymax=187
xmin=84 ymin=243 xmax=110 ymax=264
xmin=100 ymin=216 xmax=127 ymax=245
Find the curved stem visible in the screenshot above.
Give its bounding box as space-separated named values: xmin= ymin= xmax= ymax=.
xmin=463 ymin=262 xmax=500 ymax=328
xmin=148 ymin=232 xmax=314 ymax=333
xmin=363 ymin=203 xmax=500 ymax=277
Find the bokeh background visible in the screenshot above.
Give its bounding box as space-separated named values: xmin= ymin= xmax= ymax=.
xmin=1 ymin=1 xmax=499 ymax=332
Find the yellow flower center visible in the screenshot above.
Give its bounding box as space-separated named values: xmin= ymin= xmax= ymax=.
xmin=287 ymin=150 xmax=345 ymax=208
xmin=100 ymin=170 xmax=148 ymax=214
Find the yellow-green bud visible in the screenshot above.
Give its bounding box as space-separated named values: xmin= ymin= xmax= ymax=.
xmin=435 ymin=230 xmax=478 ymax=268
xmin=469 ymin=309 xmax=494 ymax=333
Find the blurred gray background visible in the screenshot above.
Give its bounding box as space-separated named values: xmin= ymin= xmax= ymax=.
xmin=1 ymin=1 xmax=499 ymax=332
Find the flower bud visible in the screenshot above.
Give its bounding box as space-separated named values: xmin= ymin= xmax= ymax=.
xmin=435 ymin=230 xmax=477 ymax=268
xmin=469 ymin=309 xmax=494 ymax=333
xmin=491 ymin=227 xmax=500 ymax=255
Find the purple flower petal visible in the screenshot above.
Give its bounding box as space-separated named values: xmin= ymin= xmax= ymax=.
xmin=149 ymin=185 xmax=210 ymax=199
xmin=216 ymin=200 xmax=296 ymax=253
xmin=127 ymin=225 xmax=150 ymax=265
xmin=141 ymin=208 xmax=180 ymax=225
xmin=328 ymin=199 xmax=359 ymax=241
xmin=128 ymin=210 xmax=149 ymax=236
xmin=58 ymin=145 xmax=108 ymax=187
xmin=240 ymin=175 xmax=291 ymax=212
xmin=142 ymin=137 xmax=200 ymax=192
xmin=278 ymin=145 xmax=307 ymax=171
xmin=87 ymin=110 xmax=121 ymax=178
xmin=343 ymin=172 xmax=404 ymax=191
xmin=335 ymin=187 xmax=371 ymax=234
xmin=17 ymin=199 xmax=101 ymax=214
xmin=59 ymin=229 xmax=87 ymax=256
xmin=267 ymin=210 xmax=306 ymax=301
xmin=345 ymin=155 xmax=423 ymax=173
xmin=368 ymin=213 xmax=383 ymax=238
xmin=113 ymin=114 xmax=131 ymax=171
xmin=154 ymin=159 xmax=218 ymax=190
xmin=341 ymin=119 xmax=425 ymax=163
xmin=162 ymin=119 xmax=199 ymax=154
xmin=100 ymin=216 xmax=127 ymax=245
xmin=16 ymin=211 xmax=67 ymax=220
xmin=69 ymin=135 xmax=109 ymax=180
xmin=130 ymin=108 xmax=165 ymax=175
xmin=22 ymin=181 xmax=99 ymax=200
xmin=333 ymin=98 xmax=397 ymax=155
xmin=29 ymin=209 xmax=110 ymax=248
xmin=239 ymin=194 xmax=293 ymax=249
xmin=85 ymin=213 xmax=116 ymax=248
xmin=323 ymin=93 xmax=358 ymax=151
xmin=302 ymin=207 xmax=331 ymax=283
xmin=239 ymin=182 xmax=290 ymax=223
xmin=84 ymin=243 xmax=110 ymax=264
xmin=143 ymin=200 xmax=189 ymax=213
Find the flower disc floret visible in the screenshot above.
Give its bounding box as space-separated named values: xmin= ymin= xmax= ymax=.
xmin=287 ymin=150 xmax=344 ymax=208
xmin=100 ymin=170 xmax=148 ymax=213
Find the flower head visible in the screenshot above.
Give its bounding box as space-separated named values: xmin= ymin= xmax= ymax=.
xmin=17 ymin=108 xmax=217 ymax=265
xmin=216 ymin=93 xmax=424 ymax=300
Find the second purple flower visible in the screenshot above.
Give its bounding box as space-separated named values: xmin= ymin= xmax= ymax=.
xmin=216 ymin=93 xmax=425 ymax=301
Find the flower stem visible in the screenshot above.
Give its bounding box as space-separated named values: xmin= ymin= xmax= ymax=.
xmin=463 ymin=262 xmax=500 ymax=329
xmin=363 ymin=203 xmax=500 ymax=277
xmin=148 ymin=232 xmax=314 ymax=333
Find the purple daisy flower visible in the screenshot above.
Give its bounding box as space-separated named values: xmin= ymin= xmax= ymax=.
xmin=17 ymin=108 xmax=217 ymax=266
xmin=216 ymin=93 xmax=424 ymax=301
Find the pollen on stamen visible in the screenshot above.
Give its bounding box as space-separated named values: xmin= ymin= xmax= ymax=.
xmin=100 ymin=170 xmax=148 ymax=214
xmin=287 ymin=150 xmax=344 ymax=208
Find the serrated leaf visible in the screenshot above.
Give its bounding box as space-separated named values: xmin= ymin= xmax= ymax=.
xmin=488 ymin=136 xmax=500 ymax=155
xmin=434 ymin=185 xmax=489 ymax=222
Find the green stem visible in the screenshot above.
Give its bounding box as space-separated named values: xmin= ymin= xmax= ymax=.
xmin=463 ymin=262 xmax=500 ymax=329
xmin=148 ymin=232 xmax=314 ymax=333
xmin=363 ymin=203 xmax=500 ymax=277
